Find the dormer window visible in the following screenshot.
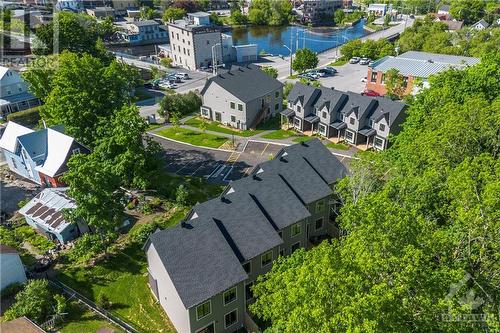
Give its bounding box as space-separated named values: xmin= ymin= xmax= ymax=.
xmin=349 ymin=117 xmax=355 ymax=125
xmin=296 ymin=105 xmax=301 ymax=112
xmin=322 ymin=111 xmax=327 ymax=118
xmin=379 ymin=123 xmax=386 ymax=131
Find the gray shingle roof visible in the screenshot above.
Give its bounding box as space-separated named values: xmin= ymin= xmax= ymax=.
xmin=370 ymin=51 xmax=479 ymax=78
xmin=287 ymin=83 xmax=319 ymax=107
xmin=149 ymin=220 xmax=248 ymax=309
xmin=147 ymin=139 xmax=345 ymax=308
xmin=370 ymin=96 xmax=406 ymax=126
xmin=201 ymin=64 xmax=283 ymax=103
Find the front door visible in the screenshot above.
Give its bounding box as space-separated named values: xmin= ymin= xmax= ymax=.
xmin=215 ymin=112 xmax=221 ymax=122
xmin=197 ymin=323 xmax=214 ymax=333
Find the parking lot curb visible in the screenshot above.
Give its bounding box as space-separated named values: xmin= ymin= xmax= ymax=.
xmin=147 ymin=132 xmax=236 ymax=153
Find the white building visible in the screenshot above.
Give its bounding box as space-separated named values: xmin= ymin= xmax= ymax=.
xmin=118 ymin=20 xmax=169 ymax=45
xmin=0 ymin=67 xmax=41 ymax=119
xmin=166 ymin=12 xmax=224 ymax=70
xmin=0 ymin=245 xmax=27 ymax=291
xmin=471 ymin=19 xmax=490 ymax=30
xmin=367 ymin=3 xmax=392 ymax=17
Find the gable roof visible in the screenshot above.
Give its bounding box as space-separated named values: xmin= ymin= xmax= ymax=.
xmin=34 ymin=128 xmax=77 ymax=177
xmin=147 ymin=139 xmax=345 ymax=308
xmin=473 ymin=19 xmax=489 ymax=28
xmin=370 ymin=96 xmax=406 ymax=126
xmin=0 ymin=317 xmax=46 ymax=333
xmin=287 ymin=82 xmax=319 ymax=107
xmin=0 ymin=121 xmax=34 ymax=153
xmin=200 ymin=64 xmax=283 ymax=103
xmin=18 ymin=188 xmax=76 ymax=234
xmin=149 ymin=220 xmax=248 ymax=309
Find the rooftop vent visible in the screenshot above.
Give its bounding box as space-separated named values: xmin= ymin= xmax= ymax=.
xmin=220 ymin=196 xmax=231 ymax=204
xmin=181 ymin=221 xmax=193 ymax=229
xmin=279 ymin=156 xmax=288 ymax=163
xmin=252 ymin=174 xmax=262 ymax=181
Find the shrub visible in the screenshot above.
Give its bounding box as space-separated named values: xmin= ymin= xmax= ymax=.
xmin=175 ymin=184 xmax=189 ymax=206
xmin=129 ymin=223 xmax=157 ymax=244
xmin=96 ymin=293 xmax=111 ymax=309
xmin=67 ymin=233 xmax=111 ymax=263
xmin=17 ymin=199 xmax=29 ymax=209
xmin=6 ymin=107 xmax=41 ymax=128
xmin=4 ymin=279 xmax=53 ymax=323
xmin=1 ymin=282 xmax=23 ymax=298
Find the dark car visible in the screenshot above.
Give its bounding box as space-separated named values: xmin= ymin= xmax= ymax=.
xmin=361 ymin=89 xmax=381 ymax=97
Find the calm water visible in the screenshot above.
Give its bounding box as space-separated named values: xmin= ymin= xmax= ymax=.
xmin=228 ymin=19 xmax=368 ymax=55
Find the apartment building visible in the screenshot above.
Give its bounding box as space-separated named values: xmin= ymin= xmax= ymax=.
xmin=146 ymin=139 xmax=348 ymax=333
xmin=281 ymin=83 xmax=406 ymax=151
xmin=118 ymin=20 xmax=168 ymax=45
xmin=200 ymin=64 xmax=283 ymax=130
xmin=301 ymin=0 xmax=343 ymax=25
xmin=366 ymin=51 xmax=480 ymax=96
xmin=166 ymin=12 xmax=223 ymax=70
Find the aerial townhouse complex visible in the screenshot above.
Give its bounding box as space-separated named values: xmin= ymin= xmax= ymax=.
xmin=145 ymin=139 xmax=348 ymax=333
xmin=281 ymin=83 xmax=406 ymax=151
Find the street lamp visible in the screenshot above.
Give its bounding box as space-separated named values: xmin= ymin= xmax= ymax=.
xmin=282 ymin=44 xmax=292 ymax=77
xmin=212 ymin=42 xmax=221 ymax=75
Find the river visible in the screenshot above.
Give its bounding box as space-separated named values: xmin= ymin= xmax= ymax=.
xmin=227 ymin=19 xmax=368 ymax=55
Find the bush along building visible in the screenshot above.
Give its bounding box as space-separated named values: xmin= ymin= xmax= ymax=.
xmin=0 ymin=121 xmax=90 ymax=186
xmin=200 ymin=64 xmax=283 ymax=130
xmin=280 ymin=83 xmax=406 ymax=151
xmin=145 ymin=139 xmax=348 ymax=333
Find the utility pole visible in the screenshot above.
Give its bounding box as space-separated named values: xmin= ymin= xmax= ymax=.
xmin=283 ymin=44 xmax=292 ymax=76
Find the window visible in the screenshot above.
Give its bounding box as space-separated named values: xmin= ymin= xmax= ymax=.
xmin=275 ymin=103 xmax=280 ymax=111
xmin=379 ymin=123 xmax=386 ymax=131
xmin=371 ymin=71 xmax=377 ymax=82
xmin=291 ymin=222 xmax=301 ymax=237
xmin=316 ymin=201 xmax=325 ymax=213
xmin=237 ymin=104 xmax=243 ymax=111
xmin=291 ymin=242 xmax=301 ymax=253
xmin=243 ymin=262 xmax=251 ymax=274
xmin=278 ymin=231 xmax=282 ymax=238
xmin=275 ymin=91 xmax=279 ymax=98
xmin=223 ymin=287 xmax=237 ymax=305
xmin=279 ymin=248 xmax=285 ymax=256
xmin=261 ymin=250 xmax=273 ymax=267
xmin=72 ymin=148 xmax=80 ymax=155
xmin=201 ymin=108 xmax=209 ymax=116
xmin=315 ymin=218 xmax=324 ymax=230
xmin=293 ymin=117 xmax=301 ymax=128
xmin=196 ymin=301 xmax=211 ymax=320
xmin=374 ymin=137 xmax=385 ymax=150
xmin=296 ymin=105 xmax=302 ymax=112
xmin=245 ymin=282 xmax=254 ymax=300
xmin=224 ymin=309 xmax=238 ymax=328
xmin=381 ymin=73 xmax=386 ymax=84
xmin=318 ymin=124 xmax=326 ymax=136
xmin=230 ymin=102 xmax=235 ymax=109
xmin=349 ymin=117 xmax=355 ymax=125
xmin=231 ymin=115 xmax=236 ymax=122
xmin=345 ymin=130 xmax=355 ymax=143
xmin=322 ymin=111 xmax=327 ymax=118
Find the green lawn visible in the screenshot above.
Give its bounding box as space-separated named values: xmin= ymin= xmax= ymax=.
xmin=148 ymin=123 xmax=164 ymax=131
xmin=157 ymin=127 xmax=227 ymax=148
xmin=184 ymin=117 xmax=264 ymax=137
xmin=256 ymin=116 xmax=281 ymax=131
xmin=329 ymin=58 xmax=348 ymax=66
xmin=58 ymin=302 xmax=123 ymax=333
xmin=292 ymin=136 xmax=314 ymax=143
xmin=56 ymin=211 xmax=189 ymax=333
xmin=325 ymin=142 xmax=350 ymax=150
xmin=364 ymin=23 xmax=386 ymax=31
xmin=261 ymin=129 xmax=298 ymax=140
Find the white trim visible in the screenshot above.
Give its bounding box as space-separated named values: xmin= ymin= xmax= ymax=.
xmin=195 ymin=321 xmax=215 ymax=333
xmin=260 ymin=250 xmax=273 ymax=268
xmin=345 ymin=129 xmax=355 ymax=144
xmin=224 ymin=308 xmax=238 ymax=329
xmin=373 ymin=136 xmax=385 ymax=150
xmin=195 ymin=300 xmax=212 ymax=321
xmin=223 ymin=286 xmax=237 ymax=306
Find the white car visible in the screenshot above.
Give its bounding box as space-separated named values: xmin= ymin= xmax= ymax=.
xmin=159 ymin=81 xmax=176 ymax=89
xmin=309 ymin=70 xmax=325 ymax=78
xmin=175 ymin=72 xmax=189 ymax=79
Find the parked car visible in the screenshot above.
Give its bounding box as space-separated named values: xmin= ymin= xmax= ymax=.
xmin=159 ymin=81 xmax=176 ymax=89
xmin=299 ymin=73 xmax=318 ymax=80
xmin=309 ymin=70 xmax=325 ymax=78
xmin=361 ymin=76 xmax=368 ymax=83
xmin=349 ymin=57 xmax=360 ymax=64
xmin=360 ymin=58 xmax=371 ymax=65
xmin=322 ymin=66 xmax=338 ymax=74
xmin=175 ymin=72 xmax=189 ymax=79
xmin=368 ymin=61 xmax=375 ymax=66
xmin=361 ymin=89 xmax=381 ymax=97
xmin=166 ymin=74 xmax=182 ymax=83
xmin=307 ymin=72 xmax=320 ymax=80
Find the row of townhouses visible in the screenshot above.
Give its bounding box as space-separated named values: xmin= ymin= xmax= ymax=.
xmin=145 ymin=139 xmax=348 ymax=333
xmin=281 ymin=83 xmax=407 ymax=151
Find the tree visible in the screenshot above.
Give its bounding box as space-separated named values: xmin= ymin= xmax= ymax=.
xmin=23 ymin=52 xmax=140 ymax=147
xmin=4 ymin=280 xmax=56 ymax=323
xmin=162 ymin=7 xmax=185 ymax=22
xmin=248 ymin=8 xmax=267 ymax=25
xmin=171 ymin=0 xmax=198 ymax=12
xmin=32 ymin=12 xmax=111 ymax=61
xmin=160 ymin=57 xmax=173 ymax=67
xmin=261 ymin=66 xmax=278 ymax=79
xmin=175 ymin=184 xmax=189 ymax=205
xmin=334 ymin=9 xmax=345 ymax=26
xmin=449 ymin=0 xmax=487 ymax=24
xmin=209 ymin=12 xmax=223 ymax=26
xmin=384 ymin=68 xmax=407 ymax=100
xmin=230 ymin=10 xmax=248 ymax=25
xmin=159 ymin=91 xmax=202 ymax=121
xmin=250 ymin=54 xmax=500 ymax=333
xmin=140 ymin=6 xmax=156 ymax=20
xmin=367 ymin=12 xmax=375 ymax=24
xmin=292 ymin=48 xmax=318 ymax=73
xmin=383 ymin=13 xmax=391 ymax=27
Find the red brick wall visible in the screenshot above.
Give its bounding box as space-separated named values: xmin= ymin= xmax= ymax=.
xmin=365 ymin=68 xmax=415 ymax=96
xmin=38 ymin=172 xmax=66 ymax=187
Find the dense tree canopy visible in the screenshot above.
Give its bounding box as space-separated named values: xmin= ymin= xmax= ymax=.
xmin=341 ymin=38 xmax=394 ymax=60
xmin=449 ymin=0 xmax=499 ymax=25
xmin=248 ymin=0 xmax=292 ymax=26
xmin=251 ymin=54 xmax=500 ymax=332
xmin=23 ymin=52 xmax=140 ymax=147
xmin=162 ymin=7 xmax=185 ymax=22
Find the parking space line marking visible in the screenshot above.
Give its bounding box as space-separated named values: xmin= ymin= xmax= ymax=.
xmin=190 ymin=163 xmax=204 ymax=176
xmin=176 ymin=162 xmax=192 ymax=174
xmin=260 ymin=142 xmax=270 ymax=156
xmin=222 ymin=166 xmax=234 ymax=182
xmin=207 ymin=163 xmax=222 ymax=178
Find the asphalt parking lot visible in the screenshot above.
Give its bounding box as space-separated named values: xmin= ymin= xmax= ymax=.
xmin=153 ymin=136 xmax=287 ymax=184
